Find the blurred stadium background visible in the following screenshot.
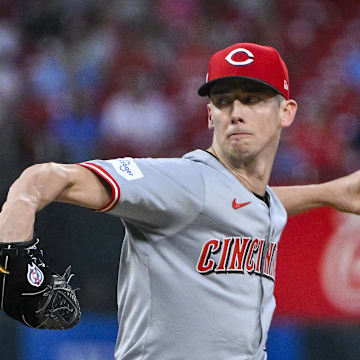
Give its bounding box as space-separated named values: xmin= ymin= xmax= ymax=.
xmin=0 ymin=0 xmax=360 ymax=359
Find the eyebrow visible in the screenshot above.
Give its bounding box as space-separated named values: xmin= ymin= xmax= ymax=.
xmin=210 ymin=88 xmax=231 ymax=95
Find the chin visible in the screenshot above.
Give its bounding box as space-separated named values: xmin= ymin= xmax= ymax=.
xmin=227 ymin=147 xmax=252 ymax=161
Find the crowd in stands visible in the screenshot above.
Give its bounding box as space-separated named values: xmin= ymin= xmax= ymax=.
xmin=1 ymin=0 xmax=360 ymax=197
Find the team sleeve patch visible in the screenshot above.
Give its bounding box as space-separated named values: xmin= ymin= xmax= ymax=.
xmin=107 ymin=158 xmax=144 ymax=181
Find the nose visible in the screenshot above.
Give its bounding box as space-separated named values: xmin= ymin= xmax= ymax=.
xmin=230 ymin=99 xmax=245 ymax=124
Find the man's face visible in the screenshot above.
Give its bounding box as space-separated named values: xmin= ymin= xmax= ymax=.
xmin=208 ymin=78 xmax=286 ymax=165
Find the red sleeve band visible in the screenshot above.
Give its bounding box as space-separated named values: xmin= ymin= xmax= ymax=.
xmin=78 ymin=162 xmax=121 ymax=212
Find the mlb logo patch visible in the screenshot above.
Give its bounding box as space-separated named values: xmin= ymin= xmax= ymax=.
xmin=284 ymin=79 xmax=288 ymax=90
xmin=27 ymin=263 xmax=44 ymax=287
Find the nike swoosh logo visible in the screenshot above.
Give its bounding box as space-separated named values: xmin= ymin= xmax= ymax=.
xmin=232 ymin=199 xmax=251 ymax=209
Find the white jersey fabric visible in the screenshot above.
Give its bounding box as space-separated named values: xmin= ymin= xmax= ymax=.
xmin=80 ymin=150 xmax=287 ymax=360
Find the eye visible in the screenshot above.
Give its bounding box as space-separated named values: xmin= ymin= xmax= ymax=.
xmin=243 ymin=95 xmax=261 ymax=104
xmin=214 ymin=96 xmax=233 ymax=107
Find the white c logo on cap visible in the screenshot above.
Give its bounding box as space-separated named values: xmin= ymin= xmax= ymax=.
xmin=225 ymin=48 xmax=254 ymax=66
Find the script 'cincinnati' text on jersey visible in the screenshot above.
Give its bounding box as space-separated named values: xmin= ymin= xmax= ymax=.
xmin=197 ymin=237 xmax=277 ymax=280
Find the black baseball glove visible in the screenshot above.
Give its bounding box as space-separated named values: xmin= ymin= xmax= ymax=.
xmin=0 ymin=236 xmax=81 ymax=329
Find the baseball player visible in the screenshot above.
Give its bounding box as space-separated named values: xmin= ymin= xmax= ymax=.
xmin=1 ymin=42 xmax=360 ymax=359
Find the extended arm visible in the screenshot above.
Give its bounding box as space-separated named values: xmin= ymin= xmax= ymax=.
xmin=273 ymin=171 xmax=360 ymax=217
xmin=0 ymin=163 xmax=112 ymax=243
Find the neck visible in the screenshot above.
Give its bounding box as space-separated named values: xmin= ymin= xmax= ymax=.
xmin=207 ymin=146 xmax=275 ymax=196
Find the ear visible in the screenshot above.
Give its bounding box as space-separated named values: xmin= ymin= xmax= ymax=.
xmin=280 ymin=99 xmax=297 ymax=128
xmin=207 ymin=103 xmax=214 ymax=129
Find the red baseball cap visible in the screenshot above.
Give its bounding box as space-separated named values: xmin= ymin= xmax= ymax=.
xmin=198 ymin=43 xmax=290 ymax=99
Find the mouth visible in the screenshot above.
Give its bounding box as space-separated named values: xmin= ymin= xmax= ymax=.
xmin=228 ymin=131 xmax=253 ymax=140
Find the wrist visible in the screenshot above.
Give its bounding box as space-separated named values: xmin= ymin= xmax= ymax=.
xmin=2 ymin=198 xmax=37 ymax=213
xmin=0 ymin=199 xmax=36 ymax=243
xmin=317 ymin=180 xmax=337 ymax=208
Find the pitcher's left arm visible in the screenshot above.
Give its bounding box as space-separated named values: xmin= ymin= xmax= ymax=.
xmin=272 ymin=171 xmax=360 ymax=217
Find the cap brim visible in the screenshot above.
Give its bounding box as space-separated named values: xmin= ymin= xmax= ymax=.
xmin=197 ymin=76 xmax=283 ymax=97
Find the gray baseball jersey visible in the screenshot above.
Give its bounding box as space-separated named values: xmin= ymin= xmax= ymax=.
xmin=80 ymin=149 xmax=287 ymax=360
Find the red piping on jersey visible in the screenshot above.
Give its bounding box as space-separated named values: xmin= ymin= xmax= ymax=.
xmin=78 ymin=162 xmax=120 ymax=212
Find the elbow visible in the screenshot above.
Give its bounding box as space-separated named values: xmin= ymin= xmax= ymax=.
xmin=21 ymin=162 xmax=74 ymax=201
xmin=21 ymin=162 xmax=70 ymax=184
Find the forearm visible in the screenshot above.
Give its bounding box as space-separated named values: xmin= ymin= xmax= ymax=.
xmin=272 ymin=183 xmax=331 ymax=217
xmin=3 ymin=163 xmax=72 ymax=212
xmin=0 ymin=163 xmax=73 ymax=242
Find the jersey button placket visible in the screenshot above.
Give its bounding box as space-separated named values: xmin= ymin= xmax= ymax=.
xmin=259 ymin=205 xmax=273 ymax=349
